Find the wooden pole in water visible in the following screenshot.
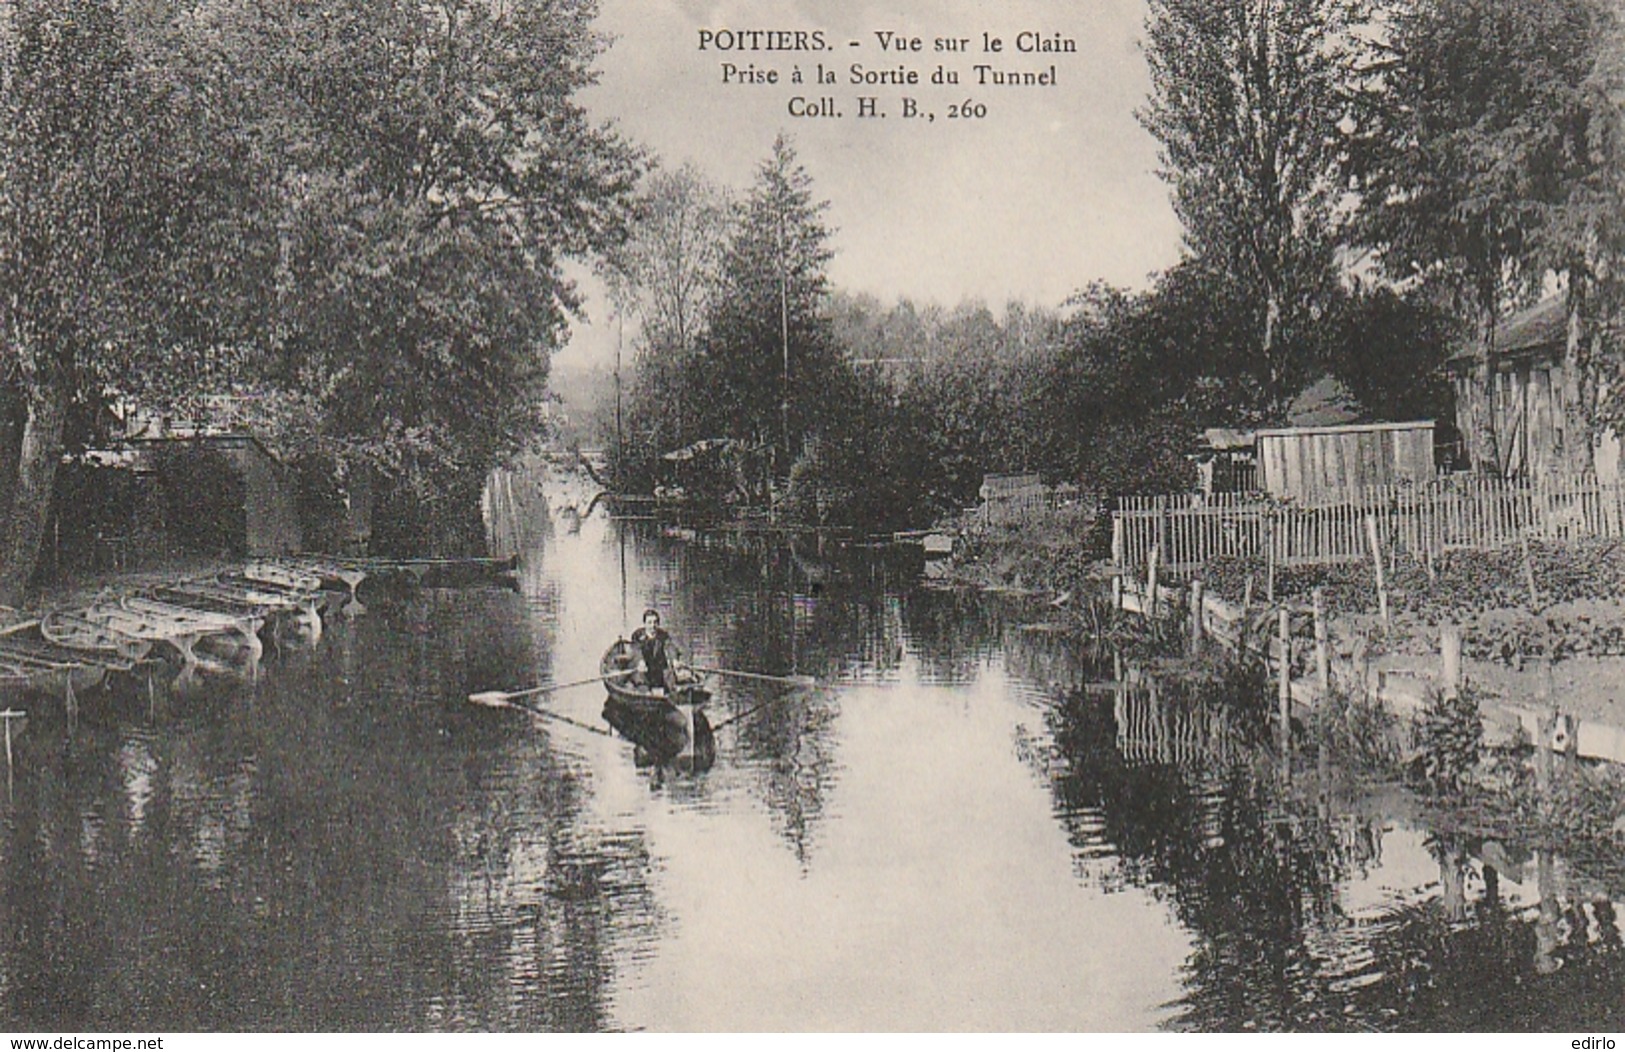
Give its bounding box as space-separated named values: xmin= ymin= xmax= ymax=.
xmin=1440 ymin=622 xmax=1462 ymax=701
xmin=1190 ymin=579 xmax=1205 ymax=651
xmin=1312 ymin=587 xmax=1330 ymax=697
xmin=1365 ymin=513 xmax=1389 ymax=624
xmin=1146 ymin=545 xmax=1160 ymax=619
xmin=1277 ymin=608 xmax=1292 ymax=744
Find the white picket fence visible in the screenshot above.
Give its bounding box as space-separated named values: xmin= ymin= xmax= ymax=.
xmin=1113 ymin=474 xmax=1625 ymax=574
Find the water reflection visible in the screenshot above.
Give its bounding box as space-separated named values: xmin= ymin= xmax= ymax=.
xmin=0 ymin=476 xmax=1620 ymax=1031
xmin=0 ymin=588 xmax=662 ymax=1030
xmin=1039 ymin=668 xmax=1625 ymax=1032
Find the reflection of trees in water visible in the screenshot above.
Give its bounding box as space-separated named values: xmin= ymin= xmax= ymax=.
xmin=1305 ymin=841 xmax=1625 ymax=1031
xmin=1041 ymin=677 xmax=1625 ymax=1031
xmin=629 ymin=532 xmax=1037 ymax=863
xmin=484 ymin=460 xmax=556 ymax=558
xmin=897 ymin=587 xmax=1007 ymax=683
xmin=443 ymin=759 xmax=660 ymax=1031
xmin=1000 ymin=626 xmax=1112 ymax=696
xmin=713 ymin=569 xmax=842 ymax=866
xmin=0 ymin=590 xmax=658 ymax=1031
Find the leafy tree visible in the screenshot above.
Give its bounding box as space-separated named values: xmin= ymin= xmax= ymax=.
xmin=219 ymin=0 xmax=641 ymax=550
xmin=1347 ymin=0 xmax=1623 ymax=472
xmin=1139 ymin=0 xmax=1360 ymax=414
xmin=602 ymin=164 xmax=732 ymax=357
xmin=600 ymin=164 xmax=731 ymax=483
xmin=697 ymin=134 xmax=839 ymax=498
xmin=1321 ymin=285 xmax=1461 ymax=426
xmin=1559 ymin=5 xmax=1625 ymax=447
xmin=0 ymin=0 xmax=256 ymax=602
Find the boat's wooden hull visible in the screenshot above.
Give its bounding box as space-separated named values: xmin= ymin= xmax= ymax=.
xmin=601 ymin=696 xmax=715 ymax=771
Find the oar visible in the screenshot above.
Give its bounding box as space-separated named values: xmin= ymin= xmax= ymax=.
xmin=692 ymin=665 xmax=817 ymax=688
xmin=468 ymin=668 xmax=634 ymax=708
xmin=469 ymin=692 xmax=620 ymax=739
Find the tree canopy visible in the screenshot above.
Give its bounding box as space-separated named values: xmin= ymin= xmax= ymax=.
xmin=0 ymin=0 xmax=261 ymax=601
xmin=1139 ymin=0 xmax=1360 ymax=415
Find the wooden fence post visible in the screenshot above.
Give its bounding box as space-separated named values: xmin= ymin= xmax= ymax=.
xmin=1 ymin=708 xmax=18 ymax=801
xmin=1155 ymin=496 xmax=1167 ymax=570
xmin=1146 ymin=544 xmax=1161 ymax=619
xmin=1312 ymin=587 xmax=1330 ymax=696
xmin=1441 ymin=622 xmax=1462 ymax=701
xmin=1365 ymin=513 xmax=1389 ymax=624
xmin=1520 ymin=529 xmax=1540 ymax=612
xmin=1265 ymin=510 xmax=1276 ymax=603
xmin=1238 ymin=574 xmax=1254 ymax=657
xmin=1352 ymin=633 xmax=1371 ymax=704
xmin=1278 ymin=608 xmax=1292 ymax=744
xmin=1190 ymin=579 xmax=1205 ymax=650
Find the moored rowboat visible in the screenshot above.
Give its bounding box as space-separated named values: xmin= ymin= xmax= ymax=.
xmin=40 ymin=610 xmax=153 ymax=663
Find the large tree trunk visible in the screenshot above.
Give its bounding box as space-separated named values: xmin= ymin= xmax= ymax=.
xmin=1474 ymin=309 xmax=1502 ymax=475
xmin=0 ymin=383 xmax=68 ymax=607
xmin=1263 ymin=291 xmax=1283 ymax=417
xmin=1563 ymin=279 xmax=1597 ymax=478
xmin=0 ymin=384 xmax=23 ymax=530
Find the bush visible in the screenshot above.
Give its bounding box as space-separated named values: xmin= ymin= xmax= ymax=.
xmin=1413 ymin=686 xmax=1484 ymax=793
xmin=1311 ymin=688 xmax=1404 ymax=776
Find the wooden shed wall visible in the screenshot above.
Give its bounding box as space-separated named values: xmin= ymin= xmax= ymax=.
xmin=1455 ymin=355 xmax=1587 ymax=480
xmin=219 ymin=441 xmax=303 ymax=556
xmin=1256 ymin=423 xmax=1434 ymax=505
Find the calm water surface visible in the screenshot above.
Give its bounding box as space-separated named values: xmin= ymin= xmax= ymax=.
xmin=2 ymin=490 xmax=1623 ymax=1031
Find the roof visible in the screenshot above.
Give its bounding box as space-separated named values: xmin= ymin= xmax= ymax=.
xmin=661 ymin=437 xmax=739 ymax=461
xmin=127 ymin=431 xmax=285 ymax=464
xmin=1446 ymin=296 xmax=1567 ymax=368
xmin=1285 ymin=374 xmax=1362 ymax=427
xmin=1200 ymin=427 xmax=1256 ymax=451
xmin=1255 ymin=419 xmax=1434 ymax=440
xmin=979 ymin=473 xmax=1045 ymax=499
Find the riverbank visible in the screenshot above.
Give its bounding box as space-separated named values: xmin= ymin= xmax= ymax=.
xmin=1192 ymin=541 xmax=1625 ymax=733
xmin=934 ymin=519 xmax=1625 ymax=825
xmin=1 ymin=553 xmax=244 ymax=627
xmin=939 ymin=523 xmax=1625 ymax=718
xmin=932 ymin=503 xmax=1106 ymax=597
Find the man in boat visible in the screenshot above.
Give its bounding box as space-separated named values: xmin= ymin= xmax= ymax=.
xmin=629 ymin=608 xmax=682 ymax=694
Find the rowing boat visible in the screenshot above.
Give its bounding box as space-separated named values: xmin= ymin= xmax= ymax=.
xmin=598 ymin=640 xmax=713 ymax=769
xmin=40 ymin=609 xmax=153 ymax=663
xmin=598 ymin=640 xmax=711 ymax=709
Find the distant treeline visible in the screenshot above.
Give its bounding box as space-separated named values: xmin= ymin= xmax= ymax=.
xmin=600 ymin=0 xmax=1624 ymax=532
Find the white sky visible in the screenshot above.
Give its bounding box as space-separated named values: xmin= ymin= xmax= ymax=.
xmin=557 ymin=0 xmax=1184 ymax=370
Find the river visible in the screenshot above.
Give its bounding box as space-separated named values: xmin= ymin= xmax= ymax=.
xmin=0 ymin=487 xmax=1622 ymax=1031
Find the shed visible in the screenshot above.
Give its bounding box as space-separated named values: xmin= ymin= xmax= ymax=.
xmin=978 ymin=473 xmax=1045 ymax=504
xmin=130 ymin=433 xmax=303 ymax=556
xmin=1444 ymin=296 xmax=1598 ymax=480
xmin=977 ymin=473 xmax=1067 ymax=526
xmin=1192 ymin=428 xmax=1258 ymax=496
xmin=1255 ymin=421 xmax=1435 ymax=505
